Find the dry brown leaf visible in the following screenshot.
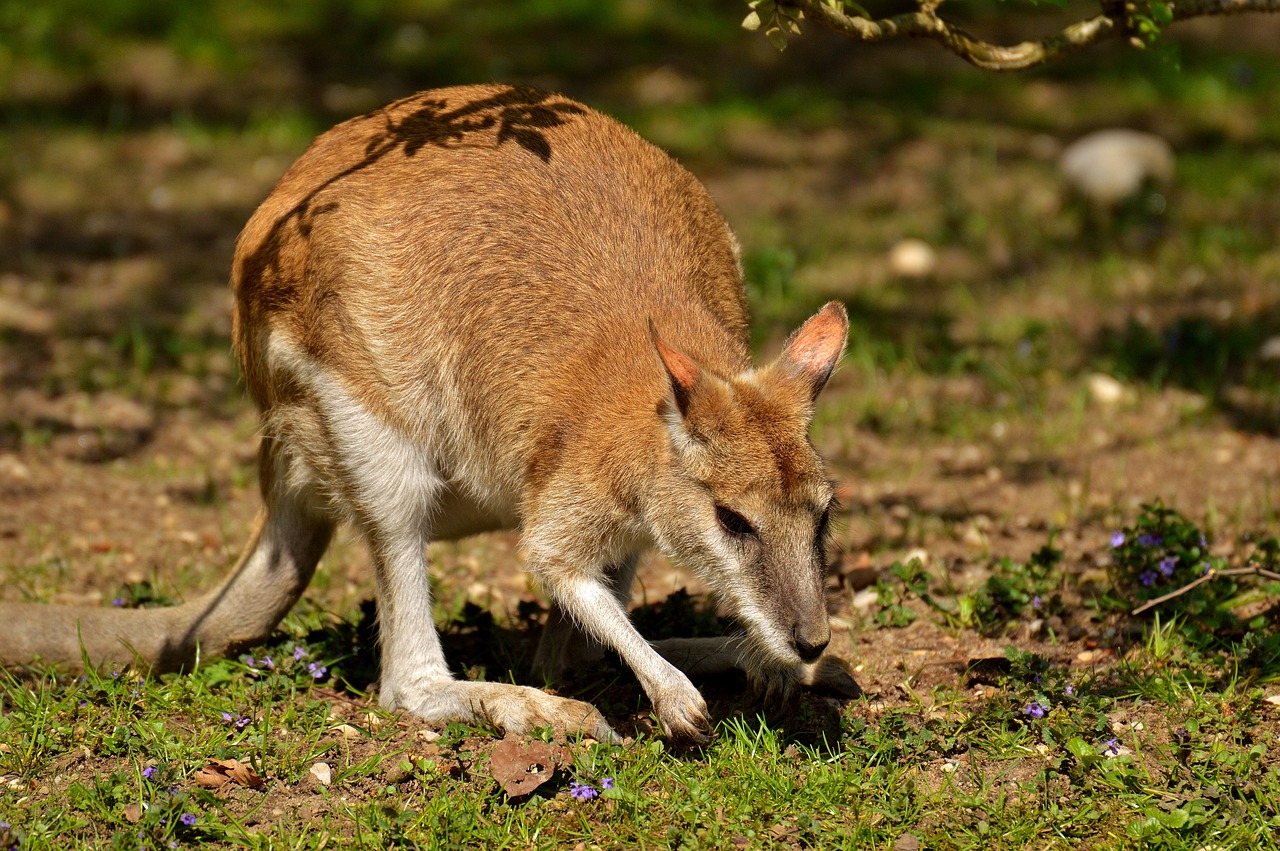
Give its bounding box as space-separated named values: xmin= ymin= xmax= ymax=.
xmin=194 ymin=757 xmax=265 ymax=790
xmin=489 ymin=737 xmax=571 ymax=798
xmin=122 ymin=803 xmax=143 ymax=823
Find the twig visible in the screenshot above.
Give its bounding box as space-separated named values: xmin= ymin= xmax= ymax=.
xmin=781 ymin=0 xmax=1280 ymax=71
xmin=1130 ymin=565 xmax=1280 ymax=616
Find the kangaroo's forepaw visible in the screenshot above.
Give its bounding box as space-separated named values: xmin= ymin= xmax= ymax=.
xmin=749 ymin=664 xmax=802 ymax=720
xmin=746 ymin=655 xmax=861 ymax=724
xmin=650 ymin=679 xmax=713 ymax=746
xmin=802 ymin=655 xmax=862 ymax=699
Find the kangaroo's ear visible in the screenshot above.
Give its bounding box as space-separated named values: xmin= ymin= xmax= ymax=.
xmin=648 ymin=319 xmax=700 ymax=417
xmin=777 ymin=302 xmax=848 ymax=401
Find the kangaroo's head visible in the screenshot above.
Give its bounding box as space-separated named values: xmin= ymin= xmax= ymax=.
xmin=648 ymin=302 xmax=848 ymax=669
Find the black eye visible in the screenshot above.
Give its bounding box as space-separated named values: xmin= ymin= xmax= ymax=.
xmin=816 ymin=507 xmax=831 ymax=544
xmin=715 ymin=506 xmax=756 ymax=538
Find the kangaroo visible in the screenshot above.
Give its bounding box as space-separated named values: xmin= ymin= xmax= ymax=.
xmin=0 ymin=85 xmax=852 ymax=744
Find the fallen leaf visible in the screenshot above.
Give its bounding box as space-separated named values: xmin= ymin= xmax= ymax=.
xmin=489 ymin=737 xmax=570 ymax=798
xmin=122 ymin=803 xmax=143 ymax=823
xmin=195 ymin=757 xmax=265 ymax=790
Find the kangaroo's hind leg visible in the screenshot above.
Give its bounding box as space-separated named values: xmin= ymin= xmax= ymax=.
xmin=297 ymin=365 xmax=615 ymax=741
xmin=169 ymin=437 xmax=335 ymax=667
xmin=0 ymin=437 xmax=334 ymax=673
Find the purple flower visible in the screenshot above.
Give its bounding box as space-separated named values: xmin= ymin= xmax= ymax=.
xmin=1064 ymin=685 xmax=1075 ymax=697
xmin=1201 ymin=563 xmax=1211 ymax=576
xmin=1199 ymin=535 xmax=1208 ymax=548
xmin=1139 ymin=570 xmax=1158 ymax=587
xmin=601 ymin=777 xmax=615 ymax=790
xmin=1137 ymin=533 xmax=1162 ymax=547
xmin=260 ymin=656 xmax=275 ymax=671
xmin=1031 ymin=595 xmax=1042 ymax=610
xmin=1158 ymin=556 xmax=1177 ymax=577
xmin=569 ymin=781 xmax=598 ymax=801
xmin=112 ymin=597 xmax=126 ymax=606
xmin=1110 ymin=531 xmax=1125 ymax=548
xmin=179 ymin=812 xmax=197 ymax=826
xmin=1024 ymin=702 xmax=1047 ymax=719
xmin=221 ymin=710 xmax=250 ymax=728
xmin=293 ymin=646 xmax=307 ymax=661
xmin=307 ymin=662 xmax=328 ymax=680
xmin=142 ymin=766 xmax=156 ymax=780
xmin=1104 ymin=737 xmax=1120 ymax=755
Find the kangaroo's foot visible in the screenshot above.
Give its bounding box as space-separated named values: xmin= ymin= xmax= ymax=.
xmin=384 ymin=679 xmax=618 ymax=741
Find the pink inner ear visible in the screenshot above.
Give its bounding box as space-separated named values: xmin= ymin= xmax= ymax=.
xmin=652 ymin=331 xmax=700 ymax=394
xmin=785 ymin=304 xmax=847 ymax=379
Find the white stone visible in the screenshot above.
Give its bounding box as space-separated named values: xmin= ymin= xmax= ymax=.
xmin=1086 ymin=373 xmax=1128 ymax=406
xmin=1259 ymin=336 xmax=1280 ymax=361
xmin=888 ymin=239 xmax=937 ymax=278
xmin=904 ymin=547 xmax=930 ymax=567
xmin=309 ymin=762 xmax=332 ymax=786
xmin=1060 ymin=129 xmax=1174 ymax=208
xmin=851 ymin=588 xmax=880 ymax=612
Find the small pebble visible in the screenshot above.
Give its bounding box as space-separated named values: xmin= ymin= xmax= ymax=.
xmin=309 ymin=762 xmax=332 ymax=786
xmin=887 ymin=239 xmax=937 ymax=278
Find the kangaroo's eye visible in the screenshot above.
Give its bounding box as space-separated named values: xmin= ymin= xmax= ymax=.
xmin=715 ymin=506 xmax=756 ymax=539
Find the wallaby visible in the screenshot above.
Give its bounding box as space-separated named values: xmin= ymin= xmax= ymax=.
xmin=0 ymin=84 xmax=852 ymax=744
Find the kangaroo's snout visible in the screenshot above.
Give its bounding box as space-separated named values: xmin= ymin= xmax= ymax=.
xmin=791 ymin=621 xmax=830 ymax=662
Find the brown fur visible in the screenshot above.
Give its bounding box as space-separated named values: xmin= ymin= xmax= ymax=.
xmin=0 ymin=85 xmax=853 ymax=743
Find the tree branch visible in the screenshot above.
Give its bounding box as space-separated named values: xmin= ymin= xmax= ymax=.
xmin=1130 ymin=565 xmax=1280 ymax=616
xmin=779 ymin=0 xmax=1280 ymax=71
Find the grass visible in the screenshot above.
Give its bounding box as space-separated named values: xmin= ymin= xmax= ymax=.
xmin=3 ymin=510 xmax=1279 ymax=848
xmin=1 ymin=660 xmax=1275 ymax=849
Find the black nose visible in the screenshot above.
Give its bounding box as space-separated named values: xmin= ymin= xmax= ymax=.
xmin=793 ymin=635 xmax=828 ymax=662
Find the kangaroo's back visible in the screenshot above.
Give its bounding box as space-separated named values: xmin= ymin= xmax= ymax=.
xmin=232 ymin=85 xmax=748 ymax=437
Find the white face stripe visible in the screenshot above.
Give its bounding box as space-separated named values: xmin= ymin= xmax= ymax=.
xmin=695 ymin=525 xmax=798 ymax=667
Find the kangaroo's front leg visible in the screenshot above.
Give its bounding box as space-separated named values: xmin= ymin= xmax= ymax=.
xmin=530 ymin=555 xmax=712 ymax=745
xmin=532 ymin=554 xmax=640 ymax=683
